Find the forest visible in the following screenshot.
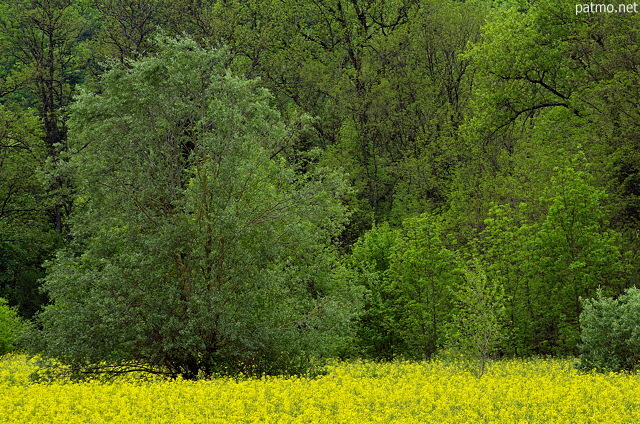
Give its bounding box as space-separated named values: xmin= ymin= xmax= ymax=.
xmin=0 ymin=0 xmax=638 ymax=379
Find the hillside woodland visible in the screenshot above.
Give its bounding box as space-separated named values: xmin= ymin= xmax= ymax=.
xmin=0 ymin=0 xmax=639 ymax=377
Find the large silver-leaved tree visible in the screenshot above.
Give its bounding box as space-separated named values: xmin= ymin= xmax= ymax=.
xmin=35 ymin=36 xmax=360 ymax=379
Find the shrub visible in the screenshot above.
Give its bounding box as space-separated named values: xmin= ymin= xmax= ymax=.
xmin=579 ymin=287 xmax=640 ymax=372
xmin=0 ymin=297 xmax=24 ymax=355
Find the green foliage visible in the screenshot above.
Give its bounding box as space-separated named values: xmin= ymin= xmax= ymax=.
xmin=350 ymin=214 xmax=462 ymax=361
xmin=90 ymin=0 xmax=169 ymax=62
xmin=0 ymin=103 xmax=61 ymax=318
xmin=475 ymin=203 xmax=538 ymax=356
xmin=210 ymin=0 xmax=487 ymax=231
xmin=0 ymin=297 xmax=24 ymax=355
xmin=579 ymin=288 xmax=640 ymax=373
xmin=455 ymin=0 xmax=639 ymax=242
xmin=472 ymin=155 xmax=630 ymax=356
xmin=386 ymin=214 xmax=461 ymax=360
xmin=525 ymin=158 xmax=629 ymax=354
xmin=446 ymin=259 xmax=506 ymax=377
xmin=35 ymin=36 xmax=361 ymax=379
xmin=0 ymin=0 xmax=637 ymax=367
xmin=349 ymin=222 xmax=399 ymax=359
xmin=0 ymin=0 xmax=94 ymax=243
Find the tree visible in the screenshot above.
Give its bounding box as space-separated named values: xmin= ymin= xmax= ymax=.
xmin=459 ymin=0 xmax=639 ymax=276
xmin=348 ymin=222 xmax=400 ymax=359
xmin=0 ymin=0 xmax=92 ymax=238
xmin=524 ymin=157 xmax=629 ymax=354
xmin=464 ymin=151 xmax=631 ymax=357
xmin=447 ymin=259 xmax=506 ymax=377
xmin=0 ymin=105 xmax=60 ymax=318
xmin=0 ymin=297 xmax=25 ymax=355
xmin=473 ymin=203 xmax=534 ymax=356
xmin=35 ymin=36 xmax=360 ymax=379
xmin=90 ymin=0 xmax=171 ymax=63
xmin=386 ymin=213 xmax=460 ymax=360
xmin=192 ymin=0 xmax=487 ymax=240
xmin=0 ymin=0 xmax=90 ymax=316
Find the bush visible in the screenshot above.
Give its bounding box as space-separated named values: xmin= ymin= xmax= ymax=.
xmin=579 ymin=287 xmax=640 ymax=372
xmin=0 ymin=297 xmax=24 ymax=355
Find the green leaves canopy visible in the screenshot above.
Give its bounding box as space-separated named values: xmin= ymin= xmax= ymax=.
xmin=37 ymin=36 xmax=359 ymax=379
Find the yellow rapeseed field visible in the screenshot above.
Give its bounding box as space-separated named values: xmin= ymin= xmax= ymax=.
xmin=2 ymin=354 xmax=639 ymax=423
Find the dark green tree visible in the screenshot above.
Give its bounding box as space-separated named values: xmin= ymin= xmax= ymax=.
xmin=0 ymin=106 xmax=60 ymax=318
xmin=0 ymin=0 xmax=92 ymax=317
xmin=35 ymin=37 xmax=360 ymax=379
xmin=90 ymin=0 xmax=171 ymax=62
xmin=188 ymin=0 xmax=486 ymax=240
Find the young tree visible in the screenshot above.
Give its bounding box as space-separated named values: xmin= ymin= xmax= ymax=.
xmin=0 ymin=297 xmax=25 ymax=355
xmin=35 ymin=36 xmax=360 ymax=379
xmin=386 ymin=213 xmax=460 ymax=360
xmin=447 ymin=259 xmax=506 ymax=377
xmin=348 ymin=222 xmax=400 ymax=359
xmin=474 ymin=203 xmax=534 ymax=356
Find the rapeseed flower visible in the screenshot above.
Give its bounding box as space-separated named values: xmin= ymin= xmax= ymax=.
xmin=2 ymin=355 xmax=640 ymax=423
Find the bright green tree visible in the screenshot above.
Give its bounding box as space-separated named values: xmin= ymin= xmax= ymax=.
xmin=447 ymin=259 xmax=506 ymax=376
xmin=348 ymin=222 xmax=400 ymax=359
xmin=459 ymin=0 xmax=639 ymax=276
xmin=470 ymin=153 xmax=630 ymax=356
xmin=386 ymin=213 xmax=461 ymax=360
xmin=35 ymin=36 xmax=360 ymax=379
xmin=524 ymin=158 xmax=629 ymax=354
xmin=0 ymin=297 xmax=25 ymax=355
xmin=473 ymin=203 xmax=534 ymax=356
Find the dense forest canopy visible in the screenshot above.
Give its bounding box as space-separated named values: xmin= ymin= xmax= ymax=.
xmin=0 ymin=0 xmax=638 ymax=376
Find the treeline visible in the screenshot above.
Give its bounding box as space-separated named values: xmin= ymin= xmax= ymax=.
xmin=0 ymin=0 xmax=639 ymax=377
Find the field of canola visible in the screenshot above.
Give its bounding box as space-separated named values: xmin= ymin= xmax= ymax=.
xmin=2 ymin=354 xmax=640 ymax=423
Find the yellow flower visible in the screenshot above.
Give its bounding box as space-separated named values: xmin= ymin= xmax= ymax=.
xmin=3 ymin=354 xmax=640 ymax=423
